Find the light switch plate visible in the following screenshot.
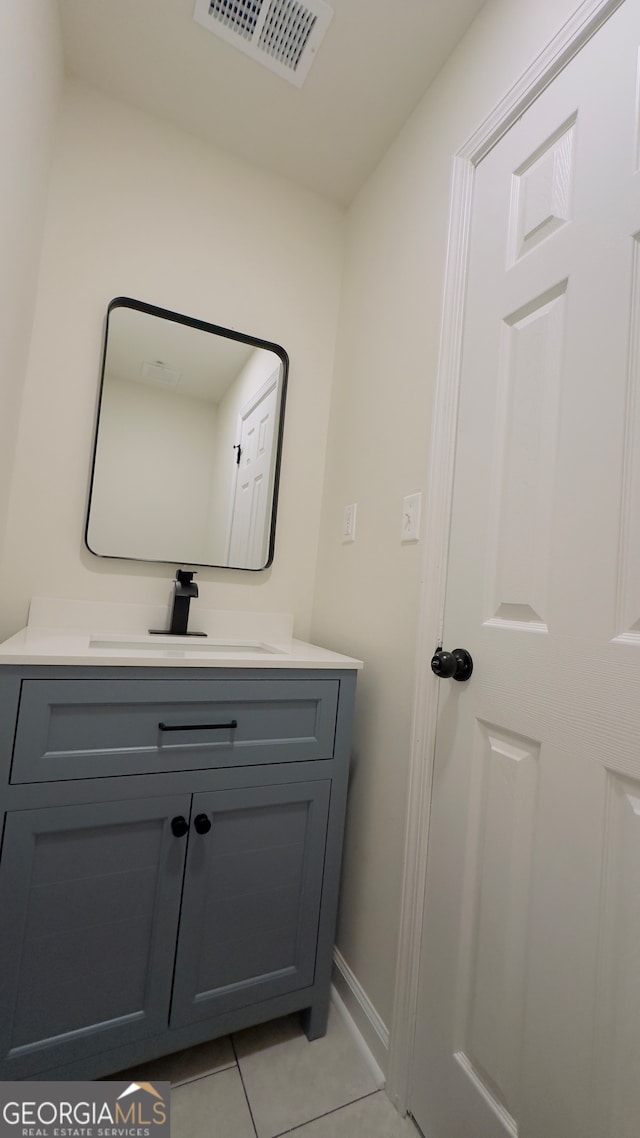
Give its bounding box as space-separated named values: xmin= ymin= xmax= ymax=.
xmin=401 ymin=492 xmax=422 ymax=542
xmin=342 ymin=503 xmax=357 ymax=543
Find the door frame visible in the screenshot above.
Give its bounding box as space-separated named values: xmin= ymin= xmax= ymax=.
xmin=386 ymin=0 xmax=627 ymax=1115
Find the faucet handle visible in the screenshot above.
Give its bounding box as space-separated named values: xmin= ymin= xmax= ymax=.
xmin=176 ymin=569 xmax=198 ymax=595
xmin=176 ymin=568 xmax=196 ymax=585
xmin=175 ymin=569 xmax=198 ymax=600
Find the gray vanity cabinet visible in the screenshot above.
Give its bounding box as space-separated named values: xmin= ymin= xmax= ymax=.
xmin=0 ymin=665 xmax=356 ymax=1081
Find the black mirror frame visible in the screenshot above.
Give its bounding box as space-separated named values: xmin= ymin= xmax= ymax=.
xmin=85 ymin=296 xmax=289 ymax=571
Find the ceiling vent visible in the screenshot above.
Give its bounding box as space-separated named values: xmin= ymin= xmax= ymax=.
xmin=140 ymin=361 xmax=181 ymax=389
xmin=193 ymin=0 xmax=333 ymax=87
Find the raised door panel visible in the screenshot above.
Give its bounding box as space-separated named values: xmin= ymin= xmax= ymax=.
xmin=170 ymin=780 xmax=330 ymax=1026
xmin=0 ymin=794 xmax=189 ymax=1078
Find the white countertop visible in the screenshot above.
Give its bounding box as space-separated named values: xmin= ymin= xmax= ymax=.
xmin=0 ymin=598 xmax=363 ymax=670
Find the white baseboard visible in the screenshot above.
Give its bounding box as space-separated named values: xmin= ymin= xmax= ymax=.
xmin=331 ymin=948 xmax=388 ymax=1084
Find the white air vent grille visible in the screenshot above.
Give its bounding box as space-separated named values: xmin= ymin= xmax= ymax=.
xmin=140 ymin=361 xmax=181 ymax=389
xmin=208 ymin=0 xmax=262 ymax=41
xmin=258 ymin=2 xmax=317 ymax=70
xmin=193 ymin=0 xmax=333 ymax=87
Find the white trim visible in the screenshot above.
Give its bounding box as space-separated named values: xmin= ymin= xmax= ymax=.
xmin=386 ymin=0 xmax=627 ymax=1117
xmin=331 ymin=948 xmax=389 ymax=1078
xmin=385 ymin=154 xmax=474 ymax=1116
xmin=453 ymin=1052 xmax=518 ymax=1137
xmin=465 ymin=0 xmax=626 ymax=165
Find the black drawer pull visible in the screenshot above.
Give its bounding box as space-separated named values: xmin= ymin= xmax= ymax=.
xmin=171 ymin=816 xmax=189 ymax=838
xmin=159 ymin=719 xmax=238 ymax=733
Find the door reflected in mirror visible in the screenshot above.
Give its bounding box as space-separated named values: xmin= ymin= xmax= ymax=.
xmin=85 ymin=298 xmax=288 ymax=570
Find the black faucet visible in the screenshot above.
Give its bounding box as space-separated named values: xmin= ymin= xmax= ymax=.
xmin=149 ymin=569 xmax=207 ymax=637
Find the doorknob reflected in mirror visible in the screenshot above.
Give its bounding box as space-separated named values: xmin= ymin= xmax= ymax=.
xmin=430 ymin=647 xmax=473 ymax=682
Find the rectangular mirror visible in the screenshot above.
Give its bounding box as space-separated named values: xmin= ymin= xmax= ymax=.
xmin=85 ymin=298 xmax=288 ymax=570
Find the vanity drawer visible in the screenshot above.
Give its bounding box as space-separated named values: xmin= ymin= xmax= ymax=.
xmin=10 ymin=678 xmax=339 ymax=783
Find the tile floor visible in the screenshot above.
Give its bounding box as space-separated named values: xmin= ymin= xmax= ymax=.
xmin=114 ymin=1003 xmax=421 ymax=1138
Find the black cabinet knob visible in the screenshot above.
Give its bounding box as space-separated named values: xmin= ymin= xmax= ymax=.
xmin=171 ymin=815 xmax=189 ymax=837
xmin=194 ymin=813 xmax=212 ymax=834
xmin=430 ymin=647 xmax=473 ymax=682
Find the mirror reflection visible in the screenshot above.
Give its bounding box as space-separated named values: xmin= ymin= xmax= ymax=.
xmin=85 ymin=298 xmax=288 ymax=570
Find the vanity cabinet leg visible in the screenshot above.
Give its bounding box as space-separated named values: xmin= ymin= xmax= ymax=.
xmin=301 ymin=993 xmax=330 ymax=1041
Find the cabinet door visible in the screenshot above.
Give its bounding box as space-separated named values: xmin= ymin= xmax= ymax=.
xmin=0 ymin=794 xmax=190 ymax=1078
xmin=170 ymin=780 xmax=330 ymax=1026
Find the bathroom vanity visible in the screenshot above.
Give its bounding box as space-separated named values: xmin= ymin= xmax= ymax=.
xmin=0 ymin=601 xmax=361 ymax=1080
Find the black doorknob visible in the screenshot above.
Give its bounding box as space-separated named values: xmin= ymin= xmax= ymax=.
xmin=171 ymin=815 xmax=189 ymax=837
xmin=193 ymin=813 xmax=212 ymax=834
xmin=430 ymin=647 xmax=473 ymax=682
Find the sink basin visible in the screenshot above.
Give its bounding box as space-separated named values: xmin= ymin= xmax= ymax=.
xmin=88 ymin=636 xmax=284 ymax=656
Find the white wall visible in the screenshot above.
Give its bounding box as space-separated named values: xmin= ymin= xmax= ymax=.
xmin=0 ymin=80 xmax=344 ymax=640
xmin=0 ymin=4 xmax=62 ymax=580
xmin=311 ymin=0 xmax=591 ymax=1053
xmin=88 ymin=376 xmax=217 ymax=564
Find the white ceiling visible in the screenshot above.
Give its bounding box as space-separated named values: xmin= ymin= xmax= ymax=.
xmin=105 ymin=305 xmax=258 ymax=402
xmin=58 ymin=0 xmax=488 ymax=206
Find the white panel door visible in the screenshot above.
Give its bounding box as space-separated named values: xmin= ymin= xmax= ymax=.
xmin=410 ymin=3 xmax=640 ymax=1137
xmin=227 ymin=376 xmax=279 ymax=568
